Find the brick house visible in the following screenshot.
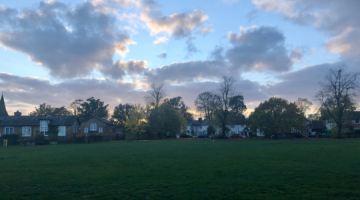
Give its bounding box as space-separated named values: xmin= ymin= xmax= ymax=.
xmin=0 ymin=94 xmax=79 ymax=140
xmin=0 ymin=114 xmax=79 ymax=139
xmin=80 ymin=117 xmax=124 ymax=140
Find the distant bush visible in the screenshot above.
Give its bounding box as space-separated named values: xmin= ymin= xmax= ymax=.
xmin=76 ymin=136 xmax=86 ymax=143
xmin=35 ymin=133 xmax=49 ymax=145
xmin=0 ymin=134 xmax=19 ymax=146
xmin=330 ymin=128 xmax=346 ymax=139
xmin=18 ymin=137 xmax=35 ymax=146
xmin=215 ymin=135 xmax=228 ymax=139
xmin=88 ymin=135 xmax=102 ymax=143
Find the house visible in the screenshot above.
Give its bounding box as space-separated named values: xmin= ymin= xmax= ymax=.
xmin=187 ymin=118 xmax=254 ymax=137
xmin=80 ymin=117 xmax=124 ymax=140
xmin=0 ymin=114 xmax=79 ymax=139
xmin=0 ymin=94 xmax=79 ymax=139
xmin=325 ymin=111 xmax=360 ymax=131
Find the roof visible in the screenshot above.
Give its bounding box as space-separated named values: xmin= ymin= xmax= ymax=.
xmin=187 ymin=120 xmax=210 ymax=126
xmin=80 ymin=117 xmax=120 ymax=126
xmin=0 ymin=94 xmax=8 ymax=117
xmin=0 ymin=115 xmax=78 ymax=126
xmin=311 ymin=120 xmax=326 ymax=130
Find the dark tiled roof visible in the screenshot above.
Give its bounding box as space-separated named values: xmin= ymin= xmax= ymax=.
xmin=311 ymin=120 xmax=326 ymax=130
xmin=187 ymin=120 xmax=210 ymax=126
xmin=80 ymin=117 xmax=120 ymax=126
xmin=0 ymin=115 xmax=78 ymax=126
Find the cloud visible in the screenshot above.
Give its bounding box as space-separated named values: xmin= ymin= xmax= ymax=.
xmin=264 ymin=62 xmax=343 ymax=101
xmin=144 ymin=59 xmax=229 ymax=85
xmin=0 ymin=72 xmax=146 ymax=115
xmin=100 ymin=60 xmax=148 ymax=80
xmin=197 ymin=26 xmax=214 ymax=35
xmin=290 ymin=48 xmax=304 ymax=63
xmin=253 ymin=0 xmax=360 ymax=64
xmin=226 ymin=26 xmax=293 ymax=72
xmin=153 ymin=36 xmax=169 ymax=44
xmin=157 ymin=52 xmax=167 ymax=59
xmin=0 ymin=1 xmax=135 ymax=79
xmin=140 ymin=0 xmax=209 ymax=38
xmin=185 ymin=36 xmax=200 ymax=57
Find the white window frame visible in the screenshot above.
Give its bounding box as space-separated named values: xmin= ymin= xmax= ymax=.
xmin=58 ymin=126 xmax=66 ymax=136
xmin=22 ymin=126 xmax=31 ymax=137
xmin=90 ymin=123 xmax=97 ymax=131
xmin=40 ymin=120 xmax=49 ymax=136
xmin=5 ymin=127 xmax=14 ymax=135
xmin=99 ymin=127 xmax=103 ymax=133
xmin=84 ymin=127 xmax=89 ymax=133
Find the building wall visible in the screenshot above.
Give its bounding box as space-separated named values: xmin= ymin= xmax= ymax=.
xmin=80 ymin=118 xmax=124 ymax=140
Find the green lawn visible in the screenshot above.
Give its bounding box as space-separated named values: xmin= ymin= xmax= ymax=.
xmin=1 ymin=139 xmax=360 ymax=200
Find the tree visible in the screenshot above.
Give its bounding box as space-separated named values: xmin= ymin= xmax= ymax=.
xmin=228 ymin=95 xmax=247 ymax=124
xmin=144 ymin=83 xmax=166 ymax=109
xmin=69 ymin=99 xmax=83 ymax=116
xmin=147 ymin=103 xmax=187 ymax=138
xmin=212 ymin=76 xmax=246 ymax=137
xmin=248 ymin=97 xmax=306 ymax=139
xmin=125 ymin=106 xmax=146 ymax=140
xmin=29 ymin=103 xmax=72 ymax=116
xmin=164 ymin=96 xmax=194 ymax=122
xmin=195 ymin=92 xmax=215 ymax=120
xmin=206 ymin=124 xmax=216 ymax=136
xmin=315 ymin=66 xmax=360 ymax=138
xmin=295 ymin=98 xmax=313 ymax=116
xmin=77 ymin=97 xmax=109 ymax=119
xmin=112 ymin=103 xmax=133 ymax=124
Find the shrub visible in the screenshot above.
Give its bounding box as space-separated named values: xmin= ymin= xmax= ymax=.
xmin=330 ymin=128 xmax=346 ymax=139
xmin=18 ymin=137 xmax=35 ymax=146
xmin=35 ymin=133 xmax=49 ymax=145
xmin=88 ymin=135 xmax=102 ymax=143
xmin=76 ymin=136 xmax=86 ymax=143
xmin=215 ymin=135 xmax=228 ymax=139
xmin=0 ymin=134 xmax=19 ymax=146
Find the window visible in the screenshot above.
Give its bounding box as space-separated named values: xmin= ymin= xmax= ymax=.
xmin=84 ymin=128 xmax=88 ymax=133
xmin=58 ymin=126 xmax=66 ymax=136
xmin=90 ymin=123 xmax=97 ymax=131
xmin=356 ymin=119 xmax=359 ymax=124
xmin=99 ymin=127 xmax=103 ymax=133
xmin=40 ymin=120 xmax=49 ymax=136
xmin=5 ymin=127 xmax=14 ymax=135
xmin=22 ymin=126 xmax=31 ymax=137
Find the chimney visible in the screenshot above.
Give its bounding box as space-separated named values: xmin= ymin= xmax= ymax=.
xmin=198 ymin=117 xmax=202 ymax=123
xmin=14 ymin=110 xmax=22 ymax=117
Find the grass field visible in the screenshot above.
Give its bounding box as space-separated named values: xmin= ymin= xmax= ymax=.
xmin=1 ymin=139 xmax=360 ymax=200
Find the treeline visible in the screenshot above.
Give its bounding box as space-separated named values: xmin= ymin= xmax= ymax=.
xmin=28 ymin=66 xmax=360 ymax=139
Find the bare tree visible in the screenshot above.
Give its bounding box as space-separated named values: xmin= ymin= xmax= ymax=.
xmin=315 ymin=66 xmax=360 ymax=137
xmin=144 ymin=84 xmax=166 ymax=109
xmin=70 ymin=99 xmax=83 ymax=116
xmin=213 ymin=76 xmax=238 ymax=137
xmin=295 ymin=98 xmax=313 ymax=116
xmin=194 ymin=92 xmax=215 ymax=120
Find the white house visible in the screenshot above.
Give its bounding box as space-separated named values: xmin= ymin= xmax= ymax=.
xmin=186 ymin=118 xmax=263 ymax=137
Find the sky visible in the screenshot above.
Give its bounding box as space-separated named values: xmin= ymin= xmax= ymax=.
xmin=0 ymin=0 xmax=359 ymax=118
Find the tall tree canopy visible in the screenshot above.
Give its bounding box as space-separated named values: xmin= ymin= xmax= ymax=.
xmin=315 ymin=66 xmax=359 ymax=137
xmin=147 ymin=103 xmax=187 ymax=137
xmin=295 ymin=98 xmax=313 ymax=116
xmin=77 ymin=97 xmax=109 ymax=119
xmin=164 ymin=96 xmax=194 ymax=122
xmin=212 ymin=76 xmax=246 ymax=137
xmin=29 ymin=103 xmax=72 ymax=116
xmin=69 ymin=99 xmax=83 ymax=116
xmin=195 ymin=92 xmax=215 ymax=120
xmin=144 ymin=83 xmax=166 ymax=109
xmin=125 ymin=105 xmax=147 ymax=140
xmin=248 ymin=97 xmax=306 ymax=139
xmin=112 ymin=103 xmax=133 ymax=124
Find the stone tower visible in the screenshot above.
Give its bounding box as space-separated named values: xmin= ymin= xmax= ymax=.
xmin=0 ymin=93 xmax=9 ymax=117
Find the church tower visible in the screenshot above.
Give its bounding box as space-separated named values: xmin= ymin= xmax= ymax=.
xmin=0 ymin=93 xmax=9 ymax=117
